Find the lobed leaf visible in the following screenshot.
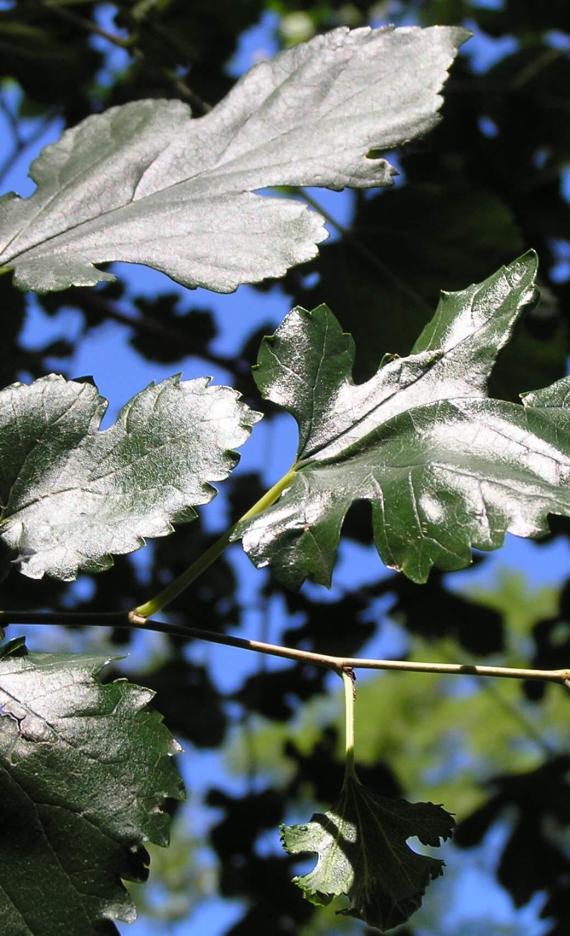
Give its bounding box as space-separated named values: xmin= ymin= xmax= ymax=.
xmin=0 ymin=25 xmax=467 ymax=293
xmin=0 ymin=373 xmax=259 ymax=580
xmin=281 ymin=775 xmax=454 ymax=932
xmin=237 ymin=252 xmax=570 ymax=586
xmin=0 ymin=647 xmax=184 ymax=935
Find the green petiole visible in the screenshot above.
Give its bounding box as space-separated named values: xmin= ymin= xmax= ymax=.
xmin=342 ymin=668 xmax=358 ymax=782
xmin=134 ymin=466 xmax=297 ymax=618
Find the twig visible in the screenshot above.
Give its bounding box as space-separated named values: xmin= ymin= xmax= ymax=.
xmin=511 ymin=48 xmax=565 ymax=91
xmin=142 ymin=19 xmax=212 ymax=113
xmin=479 ymin=679 xmax=555 ymax=757
xmin=43 ymin=2 xmax=211 ymax=114
xmin=167 ymin=74 xmax=212 ymax=114
xmin=43 ymin=3 xmax=137 ymax=52
xmin=2 ymin=609 xmax=569 ymax=688
xmin=437 ymin=640 xmax=556 ymax=757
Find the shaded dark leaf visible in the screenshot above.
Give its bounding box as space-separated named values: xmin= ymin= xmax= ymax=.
xmin=235 ymin=666 xmax=324 ymax=720
xmin=456 ymin=756 xmax=570 ymax=933
xmin=0 ymin=648 xmax=184 ymax=935
xmin=130 ymin=659 xmax=227 ymax=747
xmin=282 ymin=774 xmax=454 ymax=932
xmin=379 ymin=571 xmax=505 ymax=655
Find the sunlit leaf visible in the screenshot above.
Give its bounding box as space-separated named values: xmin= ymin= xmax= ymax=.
xmin=0 ymin=25 xmax=467 ymax=293
xmin=238 ymin=252 xmax=570 ymax=586
xmin=0 ymin=373 xmax=259 ymax=579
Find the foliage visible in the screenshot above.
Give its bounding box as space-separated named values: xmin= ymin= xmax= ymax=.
xmin=282 ymin=776 xmax=454 ymax=931
xmin=0 ymin=2 xmax=569 ymax=935
xmin=0 ymin=640 xmax=183 ymax=935
xmin=0 ymin=26 xmax=466 ymax=293
xmin=0 ymin=374 xmax=258 ymax=579
xmin=238 ymin=252 xmax=570 ymax=586
xmin=226 ymin=571 xmax=568 ymax=935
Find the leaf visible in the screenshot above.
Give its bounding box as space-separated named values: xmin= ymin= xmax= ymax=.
xmin=0 ymin=373 xmax=259 ymax=580
xmin=237 ymin=251 xmax=570 ymax=586
xmin=282 ymin=182 xmax=566 ymax=398
xmin=281 ymin=775 xmax=454 ymax=932
xmin=0 ymin=648 xmax=184 ymax=936
xmin=0 ymin=25 xmax=467 ymax=293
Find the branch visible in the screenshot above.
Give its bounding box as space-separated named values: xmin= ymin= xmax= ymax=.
xmin=140 ymin=19 xmax=212 ymax=113
xmin=43 ymin=3 xmax=136 ymax=51
xmin=2 ymin=609 xmax=569 ymax=689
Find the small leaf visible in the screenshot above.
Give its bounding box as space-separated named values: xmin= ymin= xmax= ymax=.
xmin=0 ymin=25 xmax=467 ymax=293
xmin=0 ymin=648 xmax=184 ymax=935
xmin=281 ymin=775 xmax=454 ymax=932
xmin=0 ymin=373 xmax=259 ymax=580
xmin=237 ymin=252 xmax=570 ymax=586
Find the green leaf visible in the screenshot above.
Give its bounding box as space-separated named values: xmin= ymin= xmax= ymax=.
xmin=0 ymin=25 xmax=467 ymax=293
xmin=282 ymin=182 xmax=566 ymax=399
xmin=0 ymin=648 xmax=184 ymax=936
xmin=237 ymin=251 xmax=570 ymax=586
xmin=281 ymin=775 xmax=454 ymax=932
xmin=0 ymin=373 xmax=259 ymax=580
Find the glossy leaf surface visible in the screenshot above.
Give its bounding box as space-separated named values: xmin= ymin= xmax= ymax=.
xmin=281 ymin=775 xmax=454 ymax=932
xmin=0 ymin=25 xmax=466 ymax=293
xmin=0 ymin=374 xmax=258 ymax=579
xmin=238 ymin=252 xmax=570 ymax=586
xmin=0 ymin=648 xmax=184 ymax=935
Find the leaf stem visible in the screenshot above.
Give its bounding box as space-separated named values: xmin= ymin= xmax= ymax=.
xmin=342 ymin=668 xmax=358 ymax=780
xmin=133 ymin=467 xmax=297 ymax=618
xmin=2 ymin=610 xmax=569 ymax=690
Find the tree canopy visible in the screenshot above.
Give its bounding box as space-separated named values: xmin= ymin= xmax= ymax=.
xmin=1 ymin=2 xmax=569 ymax=934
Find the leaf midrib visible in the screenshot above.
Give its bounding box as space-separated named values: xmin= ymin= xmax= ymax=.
xmin=298 ymin=351 xmax=445 ymax=464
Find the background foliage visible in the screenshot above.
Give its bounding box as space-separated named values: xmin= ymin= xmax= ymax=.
xmin=1 ymin=1 xmax=569 ymax=934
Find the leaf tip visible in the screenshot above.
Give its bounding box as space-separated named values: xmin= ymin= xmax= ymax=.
xmin=454 ymin=25 xmax=473 ymax=47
